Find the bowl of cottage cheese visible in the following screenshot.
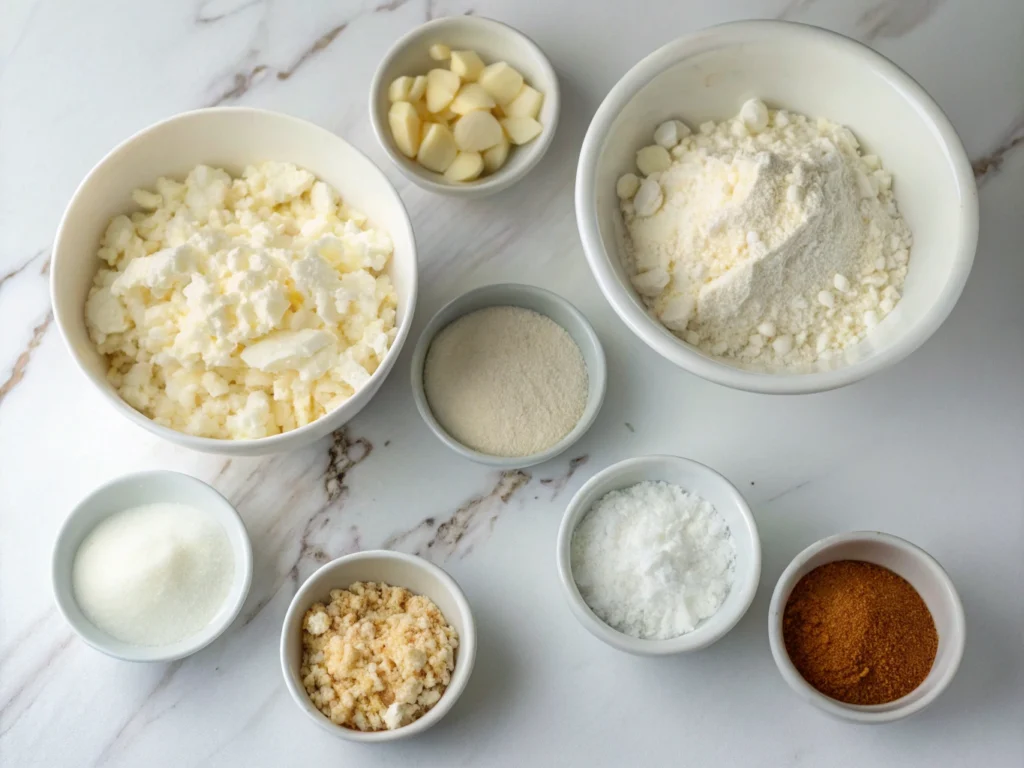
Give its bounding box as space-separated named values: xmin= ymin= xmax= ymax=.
xmin=51 ymin=108 xmax=417 ymax=454
xmin=575 ymin=21 xmax=978 ymax=394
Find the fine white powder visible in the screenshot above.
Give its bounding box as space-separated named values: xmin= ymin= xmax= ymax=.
xmin=72 ymin=502 xmax=234 ymax=646
xmin=570 ymin=481 xmax=736 ymax=640
xmin=423 ymin=306 xmax=588 ymax=457
xmin=620 ymin=100 xmax=913 ymax=369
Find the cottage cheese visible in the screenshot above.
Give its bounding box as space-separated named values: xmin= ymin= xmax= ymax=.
xmin=85 ymin=162 xmax=398 ymax=439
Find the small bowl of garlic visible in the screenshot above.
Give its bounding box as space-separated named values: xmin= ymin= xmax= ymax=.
xmin=370 ymin=16 xmax=559 ymax=197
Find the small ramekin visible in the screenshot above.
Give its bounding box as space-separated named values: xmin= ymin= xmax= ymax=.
xmin=410 ymin=283 xmax=607 ymax=468
xmin=280 ymin=550 xmax=476 ymax=742
xmin=768 ymin=531 xmax=966 ymax=723
xmin=52 ymin=470 xmax=253 ymax=663
xmin=369 ymin=16 xmax=560 ymax=197
xmin=556 ymin=455 xmax=761 ymax=655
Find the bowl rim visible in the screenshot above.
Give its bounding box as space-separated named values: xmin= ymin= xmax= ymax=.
xmin=49 ymin=105 xmax=418 ymax=453
xmin=368 ymin=15 xmax=561 ymax=198
xmin=555 ymin=454 xmax=762 ymax=655
xmin=278 ymin=549 xmax=477 ymax=742
xmin=51 ymin=469 xmax=253 ymax=662
xmin=409 ymin=282 xmax=607 ymax=468
xmin=766 ymin=530 xmax=966 ymax=723
xmin=574 ymin=19 xmax=979 ymax=394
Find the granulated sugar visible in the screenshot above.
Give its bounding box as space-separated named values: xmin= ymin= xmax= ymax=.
xmin=423 ymin=306 xmax=588 ymax=457
xmin=570 ymin=481 xmax=736 ymax=640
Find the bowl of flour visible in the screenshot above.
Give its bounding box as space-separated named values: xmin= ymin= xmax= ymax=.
xmin=556 ymin=455 xmax=761 ymax=655
xmin=575 ymin=21 xmax=978 ymax=393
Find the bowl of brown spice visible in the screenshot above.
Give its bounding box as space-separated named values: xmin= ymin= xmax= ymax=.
xmin=768 ymin=531 xmax=965 ymax=723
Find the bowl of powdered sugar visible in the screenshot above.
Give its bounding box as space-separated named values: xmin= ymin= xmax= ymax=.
xmin=576 ymin=20 xmax=978 ymax=393
xmin=411 ymin=283 xmax=606 ymax=467
xmin=556 ymin=455 xmax=760 ymax=655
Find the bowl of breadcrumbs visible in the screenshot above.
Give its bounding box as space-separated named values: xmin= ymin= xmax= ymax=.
xmin=280 ymin=550 xmax=476 ymax=741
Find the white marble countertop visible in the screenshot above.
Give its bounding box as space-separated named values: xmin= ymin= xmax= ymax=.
xmin=2 ymin=0 xmax=1022 ymax=765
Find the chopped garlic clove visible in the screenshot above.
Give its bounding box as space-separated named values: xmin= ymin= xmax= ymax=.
xmin=478 ymin=61 xmax=524 ymax=105
xmin=450 ymin=50 xmax=485 ymax=82
xmin=417 ymin=123 xmax=458 ymax=172
xmin=453 ymin=110 xmax=503 ymax=151
xmin=425 ymin=68 xmax=460 ymax=113
xmin=388 ymin=76 xmax=414 ymax=102
xmin=428 ymin=43 xmax=451 ymax=61
xmin=388 ymin=102 xmax=421 ymax=158
xmin=444 ymin=151 xmax=484 ymax=182
xmin=408 ymin=75 xmax=427 ymax=101
xmin=616 ymin=173 xmax=640 ymax=199
xmin=449 ymin=83 xmax=496 ymax=115
xmin=633 ymin=178 xmax=663 ymax=216
xmin=482 ymin=133 xmax=510 ymax=174
xmin=503 ymin=85 xmax=544 ymax=119
xmin=500 ymin=116 xmax=542 ymax=145
xmin=636 ymin=145 xmax=671 ymax=176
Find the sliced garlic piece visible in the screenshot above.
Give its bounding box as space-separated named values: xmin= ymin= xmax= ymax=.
xmin=417 ymin=123 xmax=457 ymax=172
xmin=482 ymin=133 xmax=510 ymax=173
xmin=450 ymin=50 xmax=485 ymax=82
xmin=478 ymin=61 xmax=524 ymax=105
xmin=453 ymin=110 xmax=503 ymax=151
xmin=388 ymin=76 xmax=414 ymax=102
xmin=503 ymin=85 xmax=543 ymax=119
xmin=500 ymin=116 xmax=542 ymax=145
xmin=444 ymin=151 xmax=484 ymax=181
xmin=449 ymin=83 xmax=496 ymax=115
xmin=428 ymin=43 xmax=451 ymax=61
xmin=408 ymin=75 xmax=427 ymax=101
xmin=426 ymin=68 xmax=460 ymax=113
xmin=388 ymin=102 xmax=421 ymax=158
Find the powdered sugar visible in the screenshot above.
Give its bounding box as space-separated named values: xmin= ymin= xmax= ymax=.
xmin=619 ymin=100 xmax=912 ymax=370
xmin=570 ymin=481 xmax=736 ymax=640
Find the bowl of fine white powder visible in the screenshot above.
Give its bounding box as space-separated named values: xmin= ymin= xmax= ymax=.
xmin=576 ymin=21 xmax=978 ymax=393
xmin=556 ymin=455 xmax=760 ymax=655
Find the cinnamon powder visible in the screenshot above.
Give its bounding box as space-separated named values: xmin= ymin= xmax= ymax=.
xmin=782 ymin=560 xmax=938 ymax=705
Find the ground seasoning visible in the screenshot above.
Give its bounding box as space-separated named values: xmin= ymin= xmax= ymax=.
xmin=782 ymin=560 xmax=938 ymax=705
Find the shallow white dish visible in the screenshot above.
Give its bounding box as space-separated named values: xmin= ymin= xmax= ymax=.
xmin=410 ymin=283 xmax=606 ymax=468
xmin=575 ymin=20 xmax=978 ymax=394
xmin=52 ymin=470 xmax=253 ymax=663
xmin=556 ymin=455 xmax=761 ymax=655
xmin=50 ymin=107 xmax=417 ymax=455
xmin=370 ymin=15 xmax=560 ymax=197
xmin=768 ymin=531 xmax=965 ymax=723
xmin=280 ymin=550 xmax=476 ymax=742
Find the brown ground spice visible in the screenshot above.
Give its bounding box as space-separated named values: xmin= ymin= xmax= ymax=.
xmin=782 ymin=560 xmax=938 ymax=705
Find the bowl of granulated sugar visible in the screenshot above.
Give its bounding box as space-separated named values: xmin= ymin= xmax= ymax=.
xmin=410 ymin=283 xmax=606 ymax=468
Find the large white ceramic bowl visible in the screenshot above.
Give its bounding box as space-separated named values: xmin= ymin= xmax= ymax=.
xmin=52 ymin=470 xmax=253 ymax=663
xmin=556 ymin=455 xmax=761 ymax=655
xmin=370 ymin=16 xmax=560 ymax=197
xmin=280 ymin=550 xmax=476 ymax=742
xmin=768 ymin=531 xmax=965 ymax=723
xmin=50 ymin=107 xmax=417 ymax=455
xmin=576 ymin=21 xmax=978 ymax=394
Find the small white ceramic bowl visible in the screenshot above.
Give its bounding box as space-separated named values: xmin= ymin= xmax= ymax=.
xmin=52 ymin=470 xmax=253 ymax=663
xmin=768 ymin=531 xmax=965 ymax=723
xmin=576 ymin=20 xmax=978 ymax=394
xmin=410 ymin=283 xmax=606 ymax=468
xmin=280 ymin=550 xmax=476 ymax=742
xmin=50 ymin=107 xmax=417 ymax=456
xmin=556 ymin=455 xmax=761 ymax=655
xmin=370 ymin=16 xmax=560 ymax=197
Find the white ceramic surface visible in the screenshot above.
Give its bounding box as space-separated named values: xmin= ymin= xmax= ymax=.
xmin=768 ymin=531 xmax=966 ymax=723
xmin=51 ymin=471 xmax=253 ymax=663
xmin=576 ymin=20 xmax=979 ymax=394
xmin=5 ymin=2 xmax=1023 ymax=766
xmin=49 ymin=107 xmax=418 ymax=456
xmin=410 ymin=283 xmax=607 ymax=467
xmin=280 ymin=550 xmax=476 ymax=742
xmin=370 ymin=16 xmax=560 ymax=197
xmin=556 ymin=455 xmax=761 ymax=655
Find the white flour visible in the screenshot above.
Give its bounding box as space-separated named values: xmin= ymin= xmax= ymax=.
xmin=570 ymin=481 xmax=736 ymax=640
xmin=619 ymin=101 xmax=913 ymax=368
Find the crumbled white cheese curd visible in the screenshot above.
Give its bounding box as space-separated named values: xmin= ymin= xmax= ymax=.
xmin=85 ymin=162 xmax=398 ymax=439
xmin=618 ymin=100 xmax=912 ymax=370
xmin=300 ymin=582 xmax=458 ymax=732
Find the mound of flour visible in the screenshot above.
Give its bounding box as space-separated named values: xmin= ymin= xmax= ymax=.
xmin=619 ymin=101 xmax=912 ymax=368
